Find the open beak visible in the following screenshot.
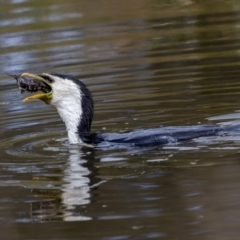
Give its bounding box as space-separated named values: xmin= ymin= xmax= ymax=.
xmin=20 ymin=73 xmax=53 ymax=104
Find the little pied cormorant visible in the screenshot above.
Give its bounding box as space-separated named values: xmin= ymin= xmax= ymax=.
xmin=10 ymin=72 xmax=224 ymax=147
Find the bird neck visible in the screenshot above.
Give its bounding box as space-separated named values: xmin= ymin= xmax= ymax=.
xmin=56 ymin=97 xmax=83 ymax=144
xmin=51 ymin=75 xmax=94 ymax=144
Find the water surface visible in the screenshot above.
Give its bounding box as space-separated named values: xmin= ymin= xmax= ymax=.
xmin=1 ymin=0 xmax=240 ymax=239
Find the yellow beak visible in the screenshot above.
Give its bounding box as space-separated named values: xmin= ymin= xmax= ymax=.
xmin=20 ymin=73 xmax=53 ymax=104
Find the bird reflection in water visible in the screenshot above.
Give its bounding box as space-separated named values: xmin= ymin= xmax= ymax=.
xmin=30 ymin=146 xmax=102 ymax=222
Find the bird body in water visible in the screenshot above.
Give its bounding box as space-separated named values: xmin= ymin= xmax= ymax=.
xmin=10 ymin=72 xmax=225 ymax=147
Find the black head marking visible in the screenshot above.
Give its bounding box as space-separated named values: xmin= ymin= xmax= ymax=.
xmin=38 ymin=74 xmax=55 ymax=83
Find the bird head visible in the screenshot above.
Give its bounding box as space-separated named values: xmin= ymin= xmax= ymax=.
xmin=13 ymin=72 xmax=94 ymax=144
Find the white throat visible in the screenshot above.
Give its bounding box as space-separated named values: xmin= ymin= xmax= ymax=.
xmin=49 ymin=75 xmax=83 ymax=144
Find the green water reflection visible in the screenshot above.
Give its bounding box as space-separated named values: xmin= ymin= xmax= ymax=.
xmin=1 ymin=0 xmax=240 ymax=239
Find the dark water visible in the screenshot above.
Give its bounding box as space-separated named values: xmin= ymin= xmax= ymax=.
xmin=1 ymin=0 xmax=240 ymax=239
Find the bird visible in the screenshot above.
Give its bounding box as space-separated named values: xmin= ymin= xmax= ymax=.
xmin=10 ymin=72 xmax=225 ymax=147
